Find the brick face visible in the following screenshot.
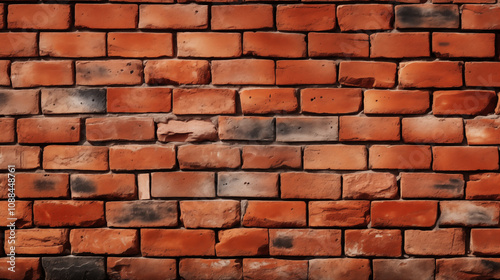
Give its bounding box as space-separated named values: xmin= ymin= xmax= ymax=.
xmin=3 ymin=1 xmax=500 ymax=278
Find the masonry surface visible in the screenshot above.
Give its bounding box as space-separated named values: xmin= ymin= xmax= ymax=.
xmin=0 ymin=0 xmax=499 ymax=279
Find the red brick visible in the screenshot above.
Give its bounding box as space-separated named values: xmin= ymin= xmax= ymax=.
xmin=466 ymin=119 xmax=500 ymax=145
xmin=304 ymin=145 xmax=367 ymax=170
xmin=402 ymin=117 xmax=463 ymax=143
xmin=178 ymin=32 xmax=241 ymax=58
xmin=405 ymin=228 xmax=465 ymax=256
xmin=242 ymin=145 xmax=301 ymax=169
xmin=436 ymin=258 xmax=500 ymax=280
xmin=277 ymin=4 xmax=335 ymax=31
xmin=139 ymin=4 xmax=207 ymax=29
xmin=434 ymin=90 xmax=497 ymax=115
xmin=8 ymin=4 xmax=70 ymax=30
xmin=180 ymin=200 xmax=239 ymax=228
xmin=309 ymin=33 xmax=369 ymax=57
xmin=374 ymin=259 xmax=435 ymax=280
xmin=242 ymin=201 xmax=306 ymax=227
xmin=75 ymin=4 xmax=137 ymax=29
xmin=276 ymin=117 xmax=338 ymax=142
xmin=107 ymin=201 xmax=177 ymax=227
xmin=369 ymin=145 xmax=432 ymax=170
xmin=212 ymin=59 xmax=274 ymax=85
xmin=340 ymin=116 xmax=400 ymax=141
xmin=433 ymin=146 xmax=499 ymax=171
xmin=301 ymin=88 xmax=362 ymax=114
xmin=399 ymin=61 xmax=462 ymax=88
xmin=401 ymin=173 xmax=464 ymax=199
xmin=343 ymin=172 xmax=398 ymax=200
xmin=178 ymin=144 xmax=240 ymax=170
xmin=157 ymin=119 xmax=217 ymax=142
xmin=439 ymin=201 xmax=500 ymax=226
xmin=345 ymin=229 xmax=402 ymax=257
xmin=216 ymin=228 xmax=268 ymax=256
xmin=141 ymin=229 xmax=215 ymax=256
xmin=276 ymin=60 xmax=336 ymax=85
xmin=465 ymin=62 xmax=500 ymax=87
xmin=219 ymin=116 xmax=274 ymax=141
xmin=152 ymin=172 xmax=215 ymax=198
xmin=180 ymin=259 xmax=242 ymax=280
xmin=173 ymin=88 xmax=235 ymax=115
xmin=0 ymin=201 xmax=32 ymax=228
xmin=364 ymin=90 xmax=430 ymax=115
xmin=269 ymin=229 xmax=340 ymax=257
xmin=0 ymin=258 xmax=41 ymax=280
xmin=0 ymin=146 xmax=40 ymax=169
xmin=240 ymin=88 xmax=298 ymax=114
xmin=0 ymin=118 xmax=15 ymax=143
xmin=71 ymin=174 xmax=136 ymax=200
xmin=395 ymin=5 xmax=459 ymax=28
xmin=243 ymin=32 xmax=305 ymax=58
xmin=373 ymin=201 xmax=438 ymax=228
xmin=211 ymin=4 xmax=273 ymax=30
xmin=433 ymin=33 xmax=495 ymax=58
xmin=0 ymin=4 xmax=3 ymax=29
xmin=107 ymin=87 xmax=171 ymax=113
xmin=462 ymin=4 xmax=500 ymax=29
xmin=467 ymin=173 xmax=500 ymax=200
xmin=109 ymin=145 xmax=175 ymax=171
xmin=309 ymin=201 xmax=370 ymax=227
xmin=338 ymin=4 xmax=393 ymax=31
xmin=145 ymin=59 xmax=210 ymax=85
xmin=16 ymin=173 xmax=69 ymax=198
xmin=371 ymin=32 xmax=430 ymax=58
xmin=108 ymin=258 xmax=176 ymax=280
xmin=281 ymin=172 xmax=341 ymax=200
xmin=108 ymin=32 xmax=173 ymax=58
xmin=17 ymin=117 xmax=80 ymax=143
xmin=0 ymin=33 xmax=37 ymax=57
xmin=70 ymin=229 xmax=139 ymax=255
xmin=471 ymin=229 xmax=500 ymax=255
xmin=11 ymin=61 xmax=73 ymax=88
xmin=243 ymin=259 xmax=308 ymax=280
xmin=137 ymin=174 xmax=149 ymax=200
xmin=8 ymin=229 xmax=68 ymax=255
xmin=0 ymin=60 xmax=9 ymax=86
xmin=339 ymin=61 xmax=396 ymax=88
xmin=34 ymin=200 xmax=104 ymax=227
xmin=76 ymin=60 xmax=143 ymax=86
xmin=217 ymin=172 xmax=278 ymax=198
xmin=40 ymin=32 xmax=105 ymax=57
xmin=310 ymin=259 xmax=371 ymax=280
xmin=43 ymin=146 xmax=108 ymax=171
xmin=41 ymin=88 xmax=106 ymax=114
xmin=86 ymin=117 xmax=154 ymax=142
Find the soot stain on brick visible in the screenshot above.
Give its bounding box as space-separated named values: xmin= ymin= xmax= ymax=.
xmin=272 ymin=236 xmax=294 ymax=249
xmin=481 ymin=260 xmax=500 ymax=272
xmin=147 ymin=78 xmax=179 ymax=86
xmin=42 ymin=257 xmax=106 ymax=280
xmin=0 ymin=92 xmax=8 ymax=105
xmin=467 ymin=210 xmax=492 ymax=224
xmin=240 ymin=119 xmax=274 ymax=141
xmin=396 ymin=6 xmax=457 ymax=26
xmin=34 ymin=179 xmax=55 ymax=191
xmin=115 ymin=203 xmax=175 ymax=224
xmin=71 ymin=177 xmax=97 ymax=193
xmin=434 ymin=178 xmax=463 ymax=191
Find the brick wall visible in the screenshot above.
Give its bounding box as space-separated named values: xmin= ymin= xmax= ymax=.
xmin=0 ymin=0 xmax=500 ymax=279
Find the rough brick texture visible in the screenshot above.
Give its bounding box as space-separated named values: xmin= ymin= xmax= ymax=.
xmin=2 ymin=0 xmax=500 ymax=279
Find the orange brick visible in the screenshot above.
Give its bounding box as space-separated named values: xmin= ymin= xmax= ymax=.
xmin=141 ymin=229 xmax=215 ymax=256
xmin=243 ymin=201 xmax=306 ymax=227
xmin=145 ymin=59 xmax=210 ymax=85
xmin=173 ymin=88 xmax=236 ymax=115
xmin=75 ymin=4 xmax=138 ymax=29
xmin=243 ymin=259 xmax=307 ymax=280
xmin=309 ymin=33 xmax=369 ymax=58
xmin=462 ymin=4 xmax=500 ymax=30
xmin=465 ymin=62 xmax=500 ymax=87
xmin=301 ymin=88 xmax=362 ymax=114
xmin=281 ymin=173 xmax=341 ymax=200
xmin=369 ymin=145 xmax=432 ymax=170
xmin=180 ymin=259 xmax=241 ymax=280
xmin=240 ymin=88 xmax=298 ymax=114
xmin=217 ymin=172 xmax=278 ymax=198
xmin=433 ymin=146 xmax=499 ymax=171
xmin=177 ymin=144 xmax=240 ymax=170
xmin=216 ymin=228 xmax=269 ymax=256
xmin=107 ymin=87 xmax=171 ymax=113
xmin=8 ymin=228 xmax=68 ymax=255
xmin=340 ymin=116 xmax=400 ymax=141
xmin=304 ymin=145 xmax=367 ymax=170
xmin=0 ymin=60 xmax=9 ymax=86
xmin=276 ymin=60 xmax=336 ymax=85
xmin=212 ymin=59 xmax=274 ymax=85
xmin=76 ymin=60 xmax=143 ymax=86
xmin=71 ymin=229 xmax=139 ymax=255
xmin=405 ymin=228 xmax=465 ymax=256
xmin=345 ymin=229 xmax=402 ymax=257
xmin=108 ymin=258 xmax=176 ymax=280
xmin=108 ymin=32 xmax=173 ymax=57
xmin=242 ymin=145 xmax=301 ymax=169
xmin=0 ymin=258 xmax=41 ymax=280
xmin=371 ymin=32 xmax=430 ymax=58
xmin=339 ymin=61 xmax=396 ymax=88
xmin=139 ymin=4 xmax=207 ymax=29
xmin=243 ymin=32 xmax=306 ymax=58
xmin=180 ymin=200 xmax=240 ymax=228
xmin=109 ymin=145 xmax=176 ymax=171
xmin=86 ymin=117 xmax=154 ymax=142
xmin=0 ymin=33 xmax=37 ymax=57
xmin=40 ymin=32 xmax=105 ymax=57
xmin=157 ymin=119 xmax=217 ymax=142
xmin=310 ymin=259 xmax=371 ymax=280
xmin=270 ymin=229 xmax=341 ymax=256
xmin=17 ymin=117 xmax=80 ymax=143
xmin=402 ymin=117 xmax=463 ymax=143
xmin=372 ymin=201 xmax=438 ymax=228
xmin=0 ymin=201 xmax=32 ymax=228
xmin=401 ymin=173 xmax=464 ymax=199
xmin=34 ymin=200 xmax=104 ymax=227
xmin=433 ymin=33 xmax=495 ymax=58
xmin=178 ymin=32 xmax=241 ymax=58
xmin=277 ymin=4 xmax=335 ymax=31
xmin=395 ymin=5 xmax=459 ymax=28
xmin=338 ymin=4 xmax=393 ymax=31
xmin=0 ymin=118 xmax=15 ymax=143
xmin=433 ymin=90 xmax=497 ymax=115
xmin=0 ymin=146 xmax=40 ymax=169
xmin=309 ymin=201 xmax=370 ymax=227
xmin=71 ymin=174 xmax=136 ymax=200
xmin=11 ymin=61 xmax=73 ymax=88
xmin=15 ymin=173 xmax=69 ymax=199
xmin=399 ymin=61 xmax=462 ymax=88
xmin=211 ymin=4 xmax=273 ymax=30
xmin=466 ymin=119 xmax=500 ymax=145
xmin=43 ymin=146 xmax=108 ymax=171
xmin=8 ymin=4 xmax=70 ymax=30
xmin=152 ymin=172 xmax=215 ymax=198
xmin=435 ymin=259 xmax=499 ymax=280
xmin=364 ymin=90 xmax=430 ymax=115
xmin=471 ymin=229 xmax=500 ymax=255
xmin=343 ymin=172 xmax=398 ymax=200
